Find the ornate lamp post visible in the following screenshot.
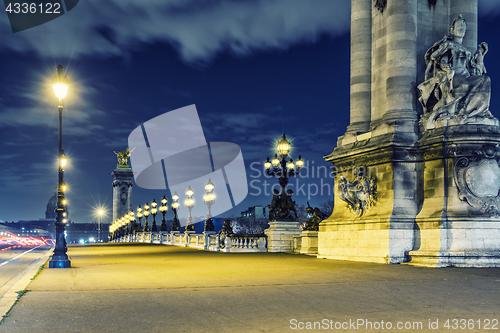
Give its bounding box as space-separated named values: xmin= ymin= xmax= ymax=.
xmin=203 ymin=179 xmax=216 ymax=232
xmin=171 ymin=192 xmax=180 ymax=231
xmin=151 ymin=199 xmax=158 ymax=232
xmin=128 ymin=213 xmax=133 ymax=235
xmin=160 ymin=196 xmax=168 ymax=231
xmin=121 ymin=216 xmax=127 ymax=237
xmin=49 ymin=65 xmax=71 ymax=268
xmin=143 ymin=203 xmax=150 ymax=232
xmin=265 ymin=133 xmax=304 ymax=221
xmin=184 ymin=186 xmax=195 ymax=231
xmin=109 ymin=224 xmax=114 ymax=241
xmin=128 ymin=211 xmax=135 ymax=240
xmin=129 ymin=210 xmax=135 ymax=226
xmin=137 ymin=205 xmax=143 ymax=231
xmin=203 ymin=179 xmax=215 ymax=219
xmin=97 ymin=209 xmax=104 ymax=242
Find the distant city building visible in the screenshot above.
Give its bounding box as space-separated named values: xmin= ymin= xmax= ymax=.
xmin=64 ymin=222 xmax=110 ymax=244
xmin=240 ymin=206 xmax=268 ymax=220
xmin=1 ymin=194 xmax=110 ymax=243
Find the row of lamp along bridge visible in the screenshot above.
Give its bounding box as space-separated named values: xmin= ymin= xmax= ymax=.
xmin=109 ymin=179 xmax=215 ymax=240
xmin=109 ymin=179 xmax=267 ymax=252
xmin=109 ymin=134 xmax=318 ymax=254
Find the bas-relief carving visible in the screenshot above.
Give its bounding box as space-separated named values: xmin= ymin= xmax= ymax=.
xmin=120 ymin=186 xmax=128 ymax=206
xmin=418 ymin=15 xmax=499 ymax=130
xmin=338 ymin=168 xmax=377 ymax=216
xmin=454 ymin=145 xmax=500 ymax=214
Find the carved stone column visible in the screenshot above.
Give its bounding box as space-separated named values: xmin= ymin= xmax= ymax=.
xmin=111 ymin=168 xmax=133 ymax=223
xmin=345 ymin=0 xmax=372 ymax=137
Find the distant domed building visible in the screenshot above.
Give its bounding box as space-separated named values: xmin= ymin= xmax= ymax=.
xmin=45 ymin=192 xmax=69 ymax=220
xmin=45 ymin=194 xmax=57 ymax=219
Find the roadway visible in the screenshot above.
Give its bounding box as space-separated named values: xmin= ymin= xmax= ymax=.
xmin=0 ymin=245 xmax=52 ymax=299
xmin=1 ymin=243 xmax=500 ymax=332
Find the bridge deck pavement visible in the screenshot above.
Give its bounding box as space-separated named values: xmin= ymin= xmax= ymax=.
xmin=1 ymin=243 xmax=500 ymax=332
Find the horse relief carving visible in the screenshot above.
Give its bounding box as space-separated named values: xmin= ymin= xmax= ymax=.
xmin=338 ymin=174 xmax=376 ymax=217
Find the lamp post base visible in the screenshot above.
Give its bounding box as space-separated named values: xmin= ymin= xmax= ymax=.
xmin=49 ymin=257 xmax=71 ymax=268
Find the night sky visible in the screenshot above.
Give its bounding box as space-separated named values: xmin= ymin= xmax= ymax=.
xmin=1 ymin=1 xmax=499 ymax=225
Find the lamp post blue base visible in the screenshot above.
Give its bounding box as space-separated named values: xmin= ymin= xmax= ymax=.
xmin=49 ymin=257 xmax=71 ymax=268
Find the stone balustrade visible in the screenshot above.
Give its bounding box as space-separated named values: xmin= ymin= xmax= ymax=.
xmin=113 ymin=231 xmax=267 ymax=253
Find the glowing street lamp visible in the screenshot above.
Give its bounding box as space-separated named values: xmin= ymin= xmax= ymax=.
xmin=264 ymin=133 xmax=304 ymax=221
xmin=160 ymin=196 xmax=168 ymax=231
xmin=151 ymin=199 xmax=158 ymax=232
xmin=143 ymin=203 xmax=150 ymax=232
xmin=184 ymin=186 xmax=195 ymax=231
xmin=203 ymin=179 xmax=216 ymax=219
xmin=49 ymin=65 xmax=71 ymax=269
xmin=97 ymin=209 xmax=104 ymax=242
xmin=128 ymin=210 xmax=135 ymax=237
xmin=171 ymin=192 xmax=180 ymax=231
xmin=137 ymin=205 xmax=143 ymax=231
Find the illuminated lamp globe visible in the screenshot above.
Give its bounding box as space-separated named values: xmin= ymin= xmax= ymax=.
xmin=296 ymin=155 xmax=304 ymax=168
xmin=52 ymin=65 xmax=70 ymax=100
xmin=53 ymin=83 xmax=68 ymax=100
xmin=271 ymin=154 xmax=280 ymax=167
xmin=172 ymin=192 xmax=179 ymax=201
xmin=205 ymin=179 xmax=215 ymax=192
xmin=185 ymin=186 xmax=194 ymax=197
xmin=264 ymin=157 xmax=272 ymax=170
xmin=277 ymin=134 xmax=291 ymax=157
xmin=185 ymin=198 xmax=194 ymax=208
xmin=60 ymin=155 xmax=67 ymax=168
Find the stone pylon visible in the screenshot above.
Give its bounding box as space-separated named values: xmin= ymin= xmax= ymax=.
xmin=110 ymin=168 xmax=133 ymax=223
xmin=321 ymin=0 xmax=500 ymax=267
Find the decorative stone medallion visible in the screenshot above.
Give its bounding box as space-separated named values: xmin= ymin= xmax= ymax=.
xmin=120 ymin=187 xmax=128 ymax=206
xmin=454 ymin=145 xmax=500 ymax=214
xmin=338 ymin=167 xmax=376 ymax=216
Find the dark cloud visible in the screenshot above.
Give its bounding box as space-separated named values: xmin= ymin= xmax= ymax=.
xmin=0 ymin=0 xmax=350 ymax=62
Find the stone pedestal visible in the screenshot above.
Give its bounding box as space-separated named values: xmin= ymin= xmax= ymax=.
xmin=320 ymin=142 xmax=418 ymax=264
xmin=203 ymin=231 xmax=216 ymax=250
xmin=408 ymin=126 xmax=500 ymax=267
xmin=264 ymin=221 xmax=302 ymax=253
xmin=299 ymin=231 xmax=318 ymax=255
xmin=184 ymin=231 xmax=196 ymax=247
xmin=110 ymin=168 xmax=133 ymax=223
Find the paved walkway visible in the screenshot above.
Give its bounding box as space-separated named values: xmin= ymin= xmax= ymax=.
xmin=1 ymin=243 xmax=500 ymax=332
